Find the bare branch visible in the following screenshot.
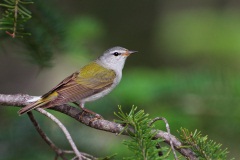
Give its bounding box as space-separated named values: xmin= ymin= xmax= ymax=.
xmin=27 ymin=111 xmax=72 ymax=160
xmin=0 ymin=94 xmax=32 ymax=106
xmin=0 ymin=94 xmax=197 ymax=159
xmin=36 ymin=108 xmax=83 ymax=160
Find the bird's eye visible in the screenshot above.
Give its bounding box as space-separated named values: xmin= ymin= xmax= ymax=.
xmin=113 ymin=52 xmax=121 ymax=56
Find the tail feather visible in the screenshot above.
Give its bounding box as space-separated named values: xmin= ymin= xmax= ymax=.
xmin=18 ymin=99 xmax=49 ymax=115
xmin=19 ymin=92 xmax=59 ymax=115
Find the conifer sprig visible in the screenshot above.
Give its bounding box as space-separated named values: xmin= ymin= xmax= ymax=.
xmin=178 ymin=128 xmax=233 ymax=160
xmin=0 ymin=0 xmax=33 ymax=38
xmin=115 ymin=106 xmax=169 ymax=160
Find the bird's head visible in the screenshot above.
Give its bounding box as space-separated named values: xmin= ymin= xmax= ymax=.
xmin=97 ymin=46 xmax=137 ymax=71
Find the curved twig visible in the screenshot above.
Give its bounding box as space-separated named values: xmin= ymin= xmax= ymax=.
xmin=150 ymin=117 xmax=178 ymax=160
xmin=27 ymin=111 xmax=70 ymax=160
xmin=35 ymin=108 xmax=83 ymax=160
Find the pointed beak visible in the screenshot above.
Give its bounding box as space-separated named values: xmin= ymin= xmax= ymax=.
xmin=129 ymin=50 xmax=138 ymax=54
xmin=123 ymin=50 xmax=138 ymax=57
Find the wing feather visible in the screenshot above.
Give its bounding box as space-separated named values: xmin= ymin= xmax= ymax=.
xmin=43 ymin=62 xmax=116 ymax=108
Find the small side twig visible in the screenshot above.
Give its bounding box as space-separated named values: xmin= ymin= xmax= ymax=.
xmin=150 ymin=117 xmax=178 ymax=160
xmin=36 ymin=108 xmax=83 ymax=160
xmin=27 ymin=111 xmax=72 ymax=160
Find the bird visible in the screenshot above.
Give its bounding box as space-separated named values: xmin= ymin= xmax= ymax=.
xmin=18 ymin=46 xmax=137 ymax=116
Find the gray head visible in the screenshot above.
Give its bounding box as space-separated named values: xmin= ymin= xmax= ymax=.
xmin=97 ymin=46 xmax=137 ymax=72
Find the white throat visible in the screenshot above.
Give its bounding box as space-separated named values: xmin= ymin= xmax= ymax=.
xmin=96 ymin=57 xmax=126 ymax=76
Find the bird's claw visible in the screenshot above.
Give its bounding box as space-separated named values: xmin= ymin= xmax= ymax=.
xmin=78 ymin=108 xmax=103 ymax=120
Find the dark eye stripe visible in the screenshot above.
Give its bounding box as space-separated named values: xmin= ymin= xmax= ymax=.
xmin=113 ymin=52 xmax=121 ymax=56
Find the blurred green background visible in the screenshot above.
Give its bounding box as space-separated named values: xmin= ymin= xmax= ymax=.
xmin=1 ymin=0 xmax=240 ymax=159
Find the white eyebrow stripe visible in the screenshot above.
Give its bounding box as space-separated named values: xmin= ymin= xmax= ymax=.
xmin=111 ymin=49 xmax=126 ymax=53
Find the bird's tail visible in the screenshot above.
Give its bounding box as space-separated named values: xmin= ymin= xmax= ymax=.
xmin=18 ymin=98 xmax=51 ymax=115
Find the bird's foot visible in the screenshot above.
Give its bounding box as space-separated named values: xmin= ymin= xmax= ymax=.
xmin=79 ymin=107 xmax=103 ymax=119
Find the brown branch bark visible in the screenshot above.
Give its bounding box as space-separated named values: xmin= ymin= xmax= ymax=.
xmin=0 ymin=94 xmax=197 ymax=160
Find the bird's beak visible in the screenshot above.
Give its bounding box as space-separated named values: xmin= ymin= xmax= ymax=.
xmin=129 ymin=50 xmax=138 ymax=54
xmin=123 ymin=50 xmax=138 ymax=57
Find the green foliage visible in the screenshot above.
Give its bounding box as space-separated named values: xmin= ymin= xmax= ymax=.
xmin=20 ymin=0 xmax=65 ymax=67
xmin=178 ymin=128 xmax=233 ymax=160
xmin=98 ymin=154 xmax=117 ymax=160
xmin=0 ymin=0 xmax=33 ymax=38
xmin=0 ymin=0 xmax=64 ymax=67
xmin=158 ymin=10 xmax=240 ymax=57
xmin=65 ymin=16 xmax=105 ymax=61
xmin=114 ymin=106 xmax=169 ymax=160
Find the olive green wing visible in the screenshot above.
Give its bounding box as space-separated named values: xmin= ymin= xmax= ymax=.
xmin=46 ymin=62 xmax=116 ymax=107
